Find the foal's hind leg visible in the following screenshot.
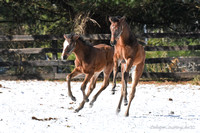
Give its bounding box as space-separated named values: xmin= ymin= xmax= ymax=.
xmin=125 ymin=62 xmax=144 ymax=117
xmin=90 ymin=67 xmax=112 ymax=107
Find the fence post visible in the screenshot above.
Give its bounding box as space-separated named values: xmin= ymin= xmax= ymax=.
xmin=51 ymin=40 xmax=58 ymax=74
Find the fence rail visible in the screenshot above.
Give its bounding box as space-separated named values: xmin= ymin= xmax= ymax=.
xmin=0 ymin=33 xmax=200 ymax=80
xmin=1 ymin=45 xmax=200 ymax=55
xmin=0 ymin=57 xmax=199 ymax=66
xmin=1 ymin=33 xmax=200 ymax=42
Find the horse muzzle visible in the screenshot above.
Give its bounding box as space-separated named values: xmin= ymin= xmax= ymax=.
xmin=61 ymin=54 xmax=68 ymax=60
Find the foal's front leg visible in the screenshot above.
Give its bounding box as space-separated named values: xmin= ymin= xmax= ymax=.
xmin=67 ymin=68 xmax=81 ymax=101
xmin=85 ymin=72 xmax=101 ymax=102
xmin=116 ymin=62 xmax=127 ymax=114
xmin=81 ymin=73 xmax=93 ymax=102
xmin=74 ymin=74 xmax=98 ymax=113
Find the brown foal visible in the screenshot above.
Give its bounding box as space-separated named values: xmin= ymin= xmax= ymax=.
xmin=61 ymin=33 xmax=114 ymax=112
xmin=109 ymin=16 xmax=145 ymax=116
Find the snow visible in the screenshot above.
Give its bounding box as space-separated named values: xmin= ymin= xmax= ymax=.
xmin=0 ymin=80 xmax=200 ymax=133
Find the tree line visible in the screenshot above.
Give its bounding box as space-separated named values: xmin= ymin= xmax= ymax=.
xmin=0 ymin=0 xmax=199 ymax=36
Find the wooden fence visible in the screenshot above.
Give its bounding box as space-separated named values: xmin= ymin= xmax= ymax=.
xmin=0 ymin=33 xmax=200 ymax=80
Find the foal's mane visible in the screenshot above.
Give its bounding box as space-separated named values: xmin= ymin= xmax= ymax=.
xmin=122 ymin=19 xmax=138 ymax=45
xmin=77 ymin=36 xmax=93 ymax=47
xmin=67 ymin=33 xmax=93 ymax=47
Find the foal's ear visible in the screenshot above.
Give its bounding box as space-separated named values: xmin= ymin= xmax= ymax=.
xmin=119 ymin=16 xmax=126 ymax=23
xmin=63 ymin=34 xmax=67 ymax=40
xmin=109 ymin=16 xmax=113 ymax=23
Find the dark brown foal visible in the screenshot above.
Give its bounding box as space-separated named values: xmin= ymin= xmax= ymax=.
xmin=61 ymin=33 xmax=114 ymax=112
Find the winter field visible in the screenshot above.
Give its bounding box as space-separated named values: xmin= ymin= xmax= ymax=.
xmin=0 ymin=80 xmax=200 ymax=133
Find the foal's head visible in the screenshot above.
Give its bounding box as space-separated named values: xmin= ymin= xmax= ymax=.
xmin=61 ymin=34 xmax=79 ymax=60
xmin=109 ymin=16 xmax=126 ymax=46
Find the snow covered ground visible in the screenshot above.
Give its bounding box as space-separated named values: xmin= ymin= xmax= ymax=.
xmin=0 ymin=80 xmax=199 ymax=133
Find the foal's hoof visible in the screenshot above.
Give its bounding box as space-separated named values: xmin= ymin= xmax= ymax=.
xmin=74 ymin=109 xmax=79 ymax=113
xmin=90 ymin=99 xmax=95 ymax=108
xmin=116 ymin=108 xmax=120 ymax=114
xmin=111 ymin=89 xmax=117 ymax=95
xmin=124 ymin=100 xmax=128 ymax=106
xmin=89 ymin=102 xmax=94 ymax=108
xmin=84 ymin=98 xmax=89 ymax=102
xmin=71 ymin=96 xmax=76 ymax=101
xmin=125 ymin=112 xmax=129 ymax=117
xmin=90 ymin=98 xmax=96 ymax=107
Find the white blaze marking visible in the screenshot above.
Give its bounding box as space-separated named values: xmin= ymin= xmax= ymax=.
xmin=63 ymin=40 xmax=69 ymax=50
xmin=61 ymin=40 xmax=70 ymax=60
xmin=111 ymin=26 xmax=115 ymax=30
